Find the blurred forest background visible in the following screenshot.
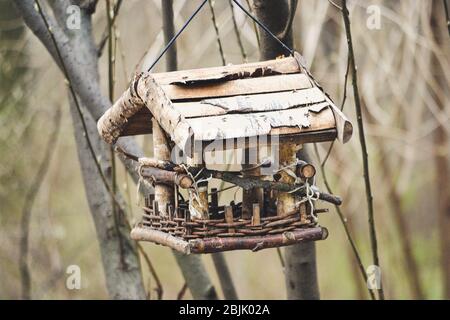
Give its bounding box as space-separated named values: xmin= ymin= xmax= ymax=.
xmin=0 ymin=0 xmax=449 ymax=299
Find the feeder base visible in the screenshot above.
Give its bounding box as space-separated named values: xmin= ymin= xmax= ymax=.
xmin=131 ymin=225 xmax=328 ymax=254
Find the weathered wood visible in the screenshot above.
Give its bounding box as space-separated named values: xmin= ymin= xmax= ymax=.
xmin=139 ymin=166 xmax=193 ymax=189
xmin=189 ymin=227 xmax=328 ymax=254
xmin=198 ymin=129 xmax=337 ymax=153
xmin=210 ymin=188 xmax=219 ymax=219
xmin=173 ymin=89 xmax=327 ymax=119
xmin=241 ymin=148 xmax=264 ymax=220
xmin=152 ymin=56 xmax=301 ymax=85
xmin=131 ymin=227 xmax=190 ymax=254
xmin=97 ymin=73 xmax=144 ymax=144
xmin=296 ymin=160 xmax=316 ymax=179
xmin=121 ymin=108 xmax=152 ymax=136
xmin=97 ymin=52 xmax=352 ymax=149
xmin=152 ymin=118 xmax=175 ymax=216
xmin=277 ymin=143 xmax=301 ymax=216
xmin=252 ymin=203 xmax=261 ymax=226
xmin=137 ymin=74 xmax=192 ymax=152
xmin=164 ymin=73 xmax=311 ymax=101
xmin=293 ymin=52 xmax=353 ymax=144
xmin=190 ymin=183 xmax=209 ymax=220
xmin=138 ymin=157 xmax=185 ymax=173
xmin=185 ymin=105 xmax=335 ymax=142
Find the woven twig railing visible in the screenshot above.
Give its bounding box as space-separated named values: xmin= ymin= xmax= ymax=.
xmin=131 ymin=195 xmax=328 ymax=254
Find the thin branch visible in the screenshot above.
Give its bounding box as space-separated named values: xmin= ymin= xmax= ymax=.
xmin=321 ymin=54 xmax=351 ymax=167
xmin=106 ymin=0 xmax=126 ymax=269
xmin=20 ymin=104 xmax=62 ymax=300
xmin=206 ymin=169 xmax=343 ymax=206
xmin=32 ymin=0 xmax=123 ymax=213
xmin=313 ymin=144 xmax=376 ymax=300
xmin=228 ymin=0 xmax=247 ymax=62
xmin=177 ymin=282 xmax=188 ymax=300
xmin=97 ymin=0 xmax=123 ymax=57
xmin=137 ymin=244 xmax=163 ymax=300
xmin=277 ymin=248 xmax=285 ymax=271
xmin=208 ymin=0 xmax=226 ymax=65
xmin=341 ymin=0 xmax=384 ymax=299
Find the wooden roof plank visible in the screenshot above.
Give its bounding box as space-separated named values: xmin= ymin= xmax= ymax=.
xmin=172 ymin=88 xmax=327 ymax=118
xmin=163 ymin=73 xmax=312 ymax=101
xmin=184 ymin=105 xmax=335 ymax=141
xmin=152 ymin=56 xmax=301 ymax=85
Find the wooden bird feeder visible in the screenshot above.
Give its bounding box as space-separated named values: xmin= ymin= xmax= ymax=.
xmin=97 ymin=52 xmax=353 ymax=254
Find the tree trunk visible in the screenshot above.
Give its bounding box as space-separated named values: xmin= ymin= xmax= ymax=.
xmin=17 ymin=0 xmax=216 ymax=299
xmin=252 ymin=0 xmax=320 ymax=299
xmin=69 ymin=96 xmax=146 ymax=299
xmin=64 ymin=2 xmax=145 ymax=299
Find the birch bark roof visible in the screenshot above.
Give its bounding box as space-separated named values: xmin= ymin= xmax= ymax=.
xmin=97 ymin=54 xmax=353 ymax=152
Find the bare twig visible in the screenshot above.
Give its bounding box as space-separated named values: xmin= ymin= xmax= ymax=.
xmin=207 ymin=169 xmax=343 ymax=205
xmin=106 ymin=0 xmax=127 ymax=269
xmin=313 ymin=144 xmax=376 ymax=300
xmin=20 ymin=104 xmax=62 ymax=300
xmin=321 ymin=54 xmax=351 ymax=167
xmin=208 ymin=0 xmax=226 ymax=65
xmin=33 ymin=0 xmax=123 ymax=212
xmin=177 ymin=282 xmax=188 ymax=300
xmin=341 ymin=0 xmax=384 ymax=299
xmin=228 ymin=0 xmax=247 ymax=62
xmin=137 ymin=244 xmax=163 ymax=300
xmin=276 ymin=248 xmax=285 ymax=271
xmin=97 ymin=0 xmax=123 ymax=56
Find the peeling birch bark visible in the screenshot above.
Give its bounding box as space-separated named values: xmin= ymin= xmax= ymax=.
xmin=152 ymin=118 xmax=174 ymax=216
xmin=97 ymin=73 xmax=145 ymax=144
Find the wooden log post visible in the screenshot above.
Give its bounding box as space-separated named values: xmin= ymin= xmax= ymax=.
xmin=277 ymin=142 xmax=302 ymax=216
xmin=225 ymin=206 xmax=235 ymax=234
xmin=252 ymin=203 xmax=261 ymax=226
xmin=242 ymin=142 xmax=264 ymax=220
xmin=189 ymin=180 xmax=209 ymax=220
xmin=152 ymin=118 xmax=174 ymax=217
xmin=197 ymin=182 xmax=209 ymax=220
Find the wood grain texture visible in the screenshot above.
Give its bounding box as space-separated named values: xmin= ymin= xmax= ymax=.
xmin=185 ymin=105 xmax=335 ymax=141
xmin=189 ymin=227 xmax=328 ymax=254
xmin=173 ymin=88 xmax=327 ymax=118
xmin=131 ymin=227 xmax=190 ymax=254
xmin=163 ymin=73 xmax=312 ymax=101
xmin=152 ymin=56 xmax=301 ymax=85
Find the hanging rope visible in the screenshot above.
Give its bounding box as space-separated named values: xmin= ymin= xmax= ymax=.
xmin=147 ymin=0 xmax=208 ymax=72
xmin=231 ymin=0 xmax=294 ymax=56
xmin=147 ymin=0 xmax=295 ymax=72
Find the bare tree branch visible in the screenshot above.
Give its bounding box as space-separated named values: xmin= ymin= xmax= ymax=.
xmin=20 ymin=104 xmax=62 ymax=300
xmin=341 ymin=0 xmax=384 ymax=299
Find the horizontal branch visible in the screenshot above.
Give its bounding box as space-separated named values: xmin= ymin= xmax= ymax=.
xmin=207 ymin=170 xmax=342 ymax=205
xmin=189 ymin=227 xmax=328 ymax=253
xmin=140 ymin=166 xmax=193 ymax=189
